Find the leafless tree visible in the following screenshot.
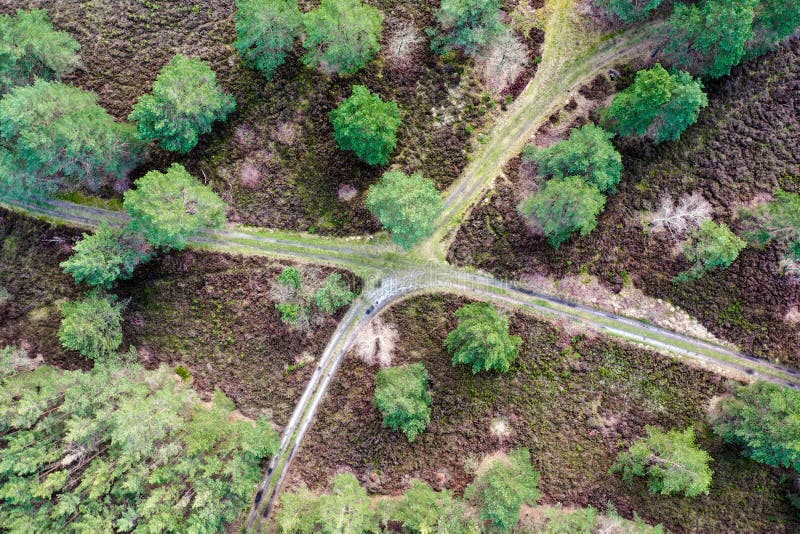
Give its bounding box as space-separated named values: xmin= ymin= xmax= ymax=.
xmin=385 ymin=22 xmax=422 ymax=67
xmin=646 ymin=192 xmax=712 ymax=238
xmin=479 ymin=30 xmax=529 ymax=93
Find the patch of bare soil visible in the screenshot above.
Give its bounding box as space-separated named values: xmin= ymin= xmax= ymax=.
xmin=286 ymin=294 xmax=799 ymax=533
xmin=449 ymin=39 xmax=800 ymax=365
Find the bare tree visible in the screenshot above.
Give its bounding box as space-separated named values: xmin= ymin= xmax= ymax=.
xmin=385 ymin=22 xmax=422 ymax=67
xmin=353 ymin=316 xmax=398 ymax=367
xmin=645 ymin=192 xmax=712 ymax=238
xmin=479 ymin=30 xmax=529 ymax=93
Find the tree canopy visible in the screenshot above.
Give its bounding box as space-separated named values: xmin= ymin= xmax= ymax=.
xmin=314 ymin=273 xmax=354 ymax=314
xmin=677 ymin=220 xmax=746 ymax=281
xmin=748 ymin=0 xmax=800 ymax=55
xmin=743 ymin=189 xmax=800 ymax=263
xmin=330 ymin=85 xmax=401 ymax=166
xmin=445 ymin=302 xmax=522 ymax=374
xmin=595 ymin=0 xmax=664 ymax=23
xmin=129 ymin=54 xmax=235 ymax=153
xmin=392 ymin=480 xmax=478 ymax=533
xmin=430 ymin=0 xmax=506 ymax=55
xmin=234 ymin=0 xmax=302 ymax=79
xmin=366 ymin=170 xmax=443 ymax=249
xmin=302 ymin=0 xmax=383 ymax=76
xmin=58 ymin=291 xmax=123 ymax=361
xmin=374 ymin=363 xmax=432 ymax=442
xmin=123 ymin=163 xmax=227 ymax=251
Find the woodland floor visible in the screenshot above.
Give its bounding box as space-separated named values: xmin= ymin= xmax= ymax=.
xmin=6 ymin=0 xmax=543 ymax=235
xmin=0 ymin=209 xmax=358 ymax=425
xmin=286 ymin=294 xmax=799 ymax=533
xmin=449 ymin=38 xmax=800 ymax=366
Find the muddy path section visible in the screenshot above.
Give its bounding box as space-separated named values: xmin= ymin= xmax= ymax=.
xmin=0 ymin=209 xmax=359 ymax=424
xmin=449 ymin=39 xmax=800 ymax=365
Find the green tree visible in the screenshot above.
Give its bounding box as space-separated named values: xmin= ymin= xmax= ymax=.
xmin=314 ymin=273 xmax=354 ymax=313
xmin=605 ymin=64 xmax=708 ymax=143
xmin=445 ymin=302 xmax=522 ymax=374
xmin=611 ymin=426 xmax=713 ymax=497
xmin=0 ymin=363 xmax=279 ymax=532
xmin=712 ymin=381 xmax=800 ymax=471
xmin=123 ymin=163 xmax=227 ymax=251
xmin=393 ymin=480 xmax=479 ymax=533
xmin=464 ymin=448 xmax=540 ymax=531
xmin=58 ymin=291 xmax=123 ymax=361
xmin=0 ymin=9 xmax=80 ymax=93
xmin=665 ymin=0 xmax=757 ymax=79
xmin=518 ymin=176 xmax=606 ymax=248
xmin=129 ymin=54 xmax=235 ymax=153
xmin=366 ymin=170 xmax=443 ymax=249
xmin=60 ymin=223 xmax=151 ymax=289
xmin=748 ymin=0 xmax=800 ymax=55
xmin=677 ymin=220 xmax=746 ymax=281
xmin=595 ymin=0 xmax=664 ymax=23
xmin=374 ymin=363 xmax=432 ymax=442
xmin=0 ymin=80 xmax=141 ymax=192
xmin=302 ymin=0 xmax=383 ymax=76
xmin=330 ymin=85 xmax=401 ymax=166
xmin=531 ymin=124 xmax=623 ymax=193
xmin=234 ymin=0 xmax=302 ymax=79
xmin=430 ymin=0 xmax=506 ymax=55
xmin=743 ymin=189 xmax=800 ymax=262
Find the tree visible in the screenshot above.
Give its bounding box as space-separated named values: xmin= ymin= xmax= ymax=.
xmin=748 ymin=0 xmax=800 ymax=56
xmin=518 ymin=176 xmax=606 ymax=248
xmin=712 ymin=381 xmax=800 ymax=471
xmin=595 ymin=0 xmax=664 ymax=24
xmin=302 ymin=0 xmax=383 ymax=76
xmin=60 ymin=224 xmax=151 ymax=289
xmin=464 ymin=448 xmax=540 ymax=531
xmin=129 ymin=54 xmax=235 ymax=153
xmin=330 ymin=85 xmax=401 ymax=166
xmin=365 ymin=170 xmax=443 ymax=249
xmin=605 ymin=64 xmax=708 ymax=143
xmin=123 ymin=163 xmax=227 ymax=251
xmin=374 ymin=363 xmax=432 ymax=442
xmin=611 ymin=426 xmax=713 ymax=497
xmin=430 ymin=0 xmax=506 ymax=56
xmin=58 ymin=291 xmax=123 ymax=361
xmin=530 ymin=124 xmax=623 ymax=194
xmin=314 ymin=273 xmax=354 ymax=313
xmin=445 ymin=302 xmax=522 ymax=374
xmin=0 ymin=80 xmax=141 ymax=192
xmin=677 ymin=220 xmax=746 ymax=281
xmin=234 ymin=0 xmax=302 ymax=79
xmin=0 ymin=9 xmax=80 ymax=93
xmin=665 ymin=0 xmax=757 ymax=79
xmin=743 ymin=189 xmax=800 ymax=262
xmin=0 ymin=363 xmax=279 ymax=532
xmin=393 ymin=480 xmax=479 ymax=533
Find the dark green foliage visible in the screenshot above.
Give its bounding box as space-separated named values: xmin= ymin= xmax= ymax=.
xmin=464 ymin=448 xmax=540 ymax=531
xmin=605 ymin=64 xmax=708 ymax=143
xmin=0 ymin=80 xmax=141 ymax=192
xmin=518 ymin=176 xmax=606 ymax=248
xmin=0 ymin=9 xmax=80 ymax=93
xmin=712 ymin=381 xmax=800 ymax=472
xmin=123 ymin=163 xmax=227 ymax=251
xmin=677 ymin=220 xmax=746 ymax=281
xmin=0 ymin=147 xmax=51 ymax=200
xmin=743 ymin=189 xmax=800 ymax=262
xmin=330 ymin=85 xmax=401 ymax=166
xmin=530 ymin=124 xmax=622 ymax=194
xmin=129 ymin=54 xmax=235 ymax=153
xmin=302 ymin=0 xmax=383 ymax=76
xmin=430 ymin=0 xmax=506 ymax=56
xmin=0 ymin=363 xmax=278 ymax=532
xmin=393 ymin=480 xmax=478 ymax=533
xmin=749 ymin=0 xmax=800 ymax=55
xmin=611 ymin=426 xmax=713 ymax=497
xmin=595 ymin=0 xmax=664 ymax=23
xmin=60 ymin=223 xmax=151 ymax=289
xmin=58 ymin=291 xmax=123 ymax=361
xmin=665 ymin=0 xmax=758 ymax=79
xmin=234 ymin=0 xmax=302 ymax=79
xmin=314 ymin=273 xmax=354 ymax=313
xmin=366 ymin=170 xmax=443 ymax=249
xmin=445 ymin=302 xmax=522 ymax=374
xmin=374 ymin=363 xmax=432 ymax=442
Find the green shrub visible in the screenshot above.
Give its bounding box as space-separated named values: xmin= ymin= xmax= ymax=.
xmin=314 ymin=273 xmax=354 ymax=313
xmin=392 ymin=480 xmax=478 ymax=533
xmin=712 ymin=381 xmax=800 ymax=471
xmin=748 ymin=0 xmax=800 ymax=56
xmin=278 ymin=266 xmax=303 ymax=290
xmin=677 ymin=220 xmax=746 ymax=281
xmin=302 ymin=0 xmax=383 ymax=76
xmin=445 ymin=302 xmax=522 ymax=374
xmin=330 ymin=85 xmax=401 ymax=166
xmin=174 ymin=365 xmax=192 ymax=381
xmin=123 ymin=163 xmax=227 ymax=251
xmin=0 ymin=80 xmax=141 ymax=192
xmin=129 ymin=54 xmax=235 ymax=153
xmin=595 ymin=0 xmax=664 ymax=23
xmin=742 ymin=189 xmax=800 ymax=263
xmin=276 ymin=302 xmax=303 ymax=324
xmin=611 ymin=426 xmax=713 ymax=497
xmin=518 ymin=176 xmax=606 ymax=249
xmin=0 ymin=9 xmax=80 ymax=93
xmin=543 ymin=505 xmax=598 ymax=534
xmin=234 ymin=0 xmax=302 ymax=79
xmin=58 ymin=291 xmax=123 ymax=361
xmin=374 ymin=363 xmax=432 ymax=442
xmin=430 ymin=0 xmax=506 ymax=55
xmin=366 ymin=170 xmax=443 ymax=249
